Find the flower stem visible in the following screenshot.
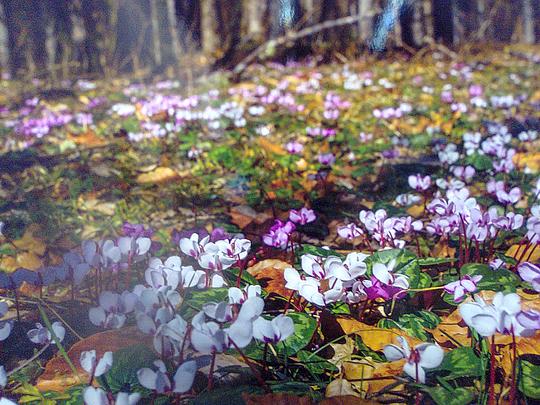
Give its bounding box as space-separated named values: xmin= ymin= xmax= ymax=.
xmin=489 ymin=336 xmax=496 ymax=405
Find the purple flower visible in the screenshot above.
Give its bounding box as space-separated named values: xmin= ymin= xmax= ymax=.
xmin=318 ymin=153 xmax=335 ymax=166
xmin=444 ymin=275 xmax=482 ymax=302
xmin=440 ymin=90 xmax=453 ymax=104
xmin=285 ymin=141 xmax=304 ymax=155
xmin=289 ymin=207 xmax=316 ymax=225
xmin=122 ymin=222 xmax=154 ymax=238
xmin=262 ymin=220 xmax=296 ymax=249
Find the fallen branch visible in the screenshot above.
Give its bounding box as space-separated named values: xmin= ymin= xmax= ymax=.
xmin=232 ymin=14 xmax=362 ymax=78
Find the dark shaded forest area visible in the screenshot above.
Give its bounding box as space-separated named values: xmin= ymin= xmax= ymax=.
xmin=1 ymin=0 xmax=539 ymax=80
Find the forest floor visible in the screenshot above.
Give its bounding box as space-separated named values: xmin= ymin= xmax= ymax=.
xmin=0 ymin=45 xmax=539 ymax=404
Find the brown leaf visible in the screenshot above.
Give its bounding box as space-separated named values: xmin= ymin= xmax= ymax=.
xmin=36 ymin=327 xmax=151 ymax=392
xmin=506 ymin=244 xmax=540 ymax=263
xmin=366 ymin=360 xmax=405 ymax=394
xmin=247 ymin=259 xmax=292 ymax=297
xmin=67 ymin=130 xmax=108 ymax=147
xmin=229 ymin=205 xmax=273 ymax=230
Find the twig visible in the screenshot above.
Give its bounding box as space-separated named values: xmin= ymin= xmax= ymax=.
xmin=7 ymin=343 xmax=50 ymax=377
xmin=232 ymin=14 xmax=363 ymax=78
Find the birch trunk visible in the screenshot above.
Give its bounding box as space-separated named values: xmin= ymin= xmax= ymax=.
xmin=150 ymin=0 xmax=162 ymax=65
xmin=522 ymin=0 xmax=535 ymax=44
xmin=359 ymin=0 xmax=373 ymax=43
xmin=201 ymin=0 xmax=218 ymax=54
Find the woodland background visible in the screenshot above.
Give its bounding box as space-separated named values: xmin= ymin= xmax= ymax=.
xmin=0 ymin=0 xmax=539 ymax=81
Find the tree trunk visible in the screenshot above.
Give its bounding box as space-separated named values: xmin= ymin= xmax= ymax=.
xmin=2 ymin=0 xmax=26 ymax=76
xmin=241 ymin=0 xmax=264 ymax=39
xmin=200 ymin=0 xmax=218 ymax=54
xmin=150 ymin=0 xmax=162 ymax=66
xmin=422 ymin=0 xmax=433 ymax=40
xmin=359 ymin=0 xmax=374 ymax=44
xmin=522 ymin=0 xmax=535 ymax=44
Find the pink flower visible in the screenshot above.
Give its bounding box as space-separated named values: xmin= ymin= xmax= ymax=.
xmin=408 ymin=174 xmax=431 ymax=192
xmin=469 ymin=84 xmax=483 ymax=98
xmin=289 ymin=207 xmax=316 ymax=225
xmin=444 ymin=275 xmax=482 ymax=302
xmin=318 ymin=153 xmax=335 ymax=166
xmin=286 ymin=141 xmax=304 ymax=155
xmin=337 ymin=223 xmax=363 ymax=240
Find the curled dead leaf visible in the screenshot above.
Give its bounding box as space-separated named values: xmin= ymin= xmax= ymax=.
xmin=136 ymin=167 xmax=179 ymax=184
xmin=326 ymin=378 xmax=361 ymax=398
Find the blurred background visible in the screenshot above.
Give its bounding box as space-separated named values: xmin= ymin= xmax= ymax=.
xmin=0 ymin=0 xmax=538 ymax=80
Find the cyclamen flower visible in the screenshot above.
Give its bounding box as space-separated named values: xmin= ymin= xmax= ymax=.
xmin=496 ymin=186 xmax=521 ymax=205
xmin=89 ymin=291 xmax=138 ymax=329
xmin=253 ymin=314 xmax=294 ymax=343
xmin=137 ymin=360 xmax=197 ymax=394
xmin=0 ymin=303 xmax=12 ymax=341
xmin=285 ymin=141 xmax=304 ymax=154
xmin=0 ymin=366 xmax=16 ymax=404
xmin=518 ymin=262 xmax=540 ymax=292
xmin=228 ymin=285 xmax=261 ymax=304
xmin=289 ymin=207 xmax=316 ymax=225
xmin=459 ymin=292 xmax=540 ymax=337
xmin=408 ymin=174 xmax=431 ymax=192
xmin=444 ymin=275 xmax=482 ymax=302
xmin=383 ymin=336 xmax=444 ymax=383
xmin=263 ymin=220 xmax=296 ymax=249
xmin=337 ymin=223 xmax=363 ymax=240
xmin=362 ymin=260 xmax=409 ymax=300
xmin=83 ymin=388 xmax=140 ymax=405
xmin=318 ymin=153 xmax=335 ymax=166
xmin=27 ymin=322 xmax=65 ymax=345
xmin=80 ymin=350 xmax=113 ymax=378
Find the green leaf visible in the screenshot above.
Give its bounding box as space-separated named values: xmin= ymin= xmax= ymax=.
xmin=418 ymin=257 xmax=456 ymax=266
xmin=180 ymin=288 xmax=229 ymax=320
xmin=191 ymin=384 xmax=262 ymax=405
xmin=97 ymin=344 xmax=157 ymax=395
xmin=518 ymin=357 xmax=540 ymax=399
xmin=298 ymin=244 xmax=344 ymax=259
xmin=297 ymin=350 xmax=338 ymax=375
xmin=423 ymin=386 xmax=474 ymax=405
xmin=223 ymin=267 xmax=259 ymax=287
xmin=460 ymin=263 xmax=520 ymax=292
xmin=435 ymin=347 xmax=483 ymax=379
xmin=278 ymin=312 xmax=318 ymax=357
xmin=465 ymin=153 xmax=493 ymax=171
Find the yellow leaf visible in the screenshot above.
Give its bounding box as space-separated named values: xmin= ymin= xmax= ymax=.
xmin=136 ymin=167 xmax=179 ymax=184
xmin=406 ymin=204 xmax=424 ymax=218
xmin=326 ymin=379 xmax=361 ymax=398
xmin=506 ymin=244 xmax=540 ymax=263
xmin=336 ymin=318 xmax=422 ymax=351
xmin=16 ymin=252 xmax=42 ymax=270
xmin=13 ymin=225 xmax=46 ymax=255
xmin=257 ymin=138 xmax=287 ymax=156
xmin=343 ymin=358 xmax=375 ymax=393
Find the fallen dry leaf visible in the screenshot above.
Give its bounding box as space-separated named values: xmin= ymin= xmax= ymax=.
xmin=136 ymin=167 xmax=179 ymax=184
xmin=13 ymin=224 xmax=46 ymax=255
xmin=247 ymin=259 xmax=291 ymax=297
xmin=36 ymin=327 xmax=151 ymax=392
xmin=326 ymin=378 xmax=361 ymax=398
xmin=366 ymin=360 xmax=405 ymax=394
xmin=506 ymin=244 xmax=540 ymax=263
xmin=336 ymin=318 xmax=422 ymax=351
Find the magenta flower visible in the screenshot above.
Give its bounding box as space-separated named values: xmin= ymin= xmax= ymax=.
xmin=289 ymin=207 xmax=316 ymax=225
xmin=444 ymin=275 xmax=482 ymax=302
xmin=262 ymin=220 xmax=296 ymax=249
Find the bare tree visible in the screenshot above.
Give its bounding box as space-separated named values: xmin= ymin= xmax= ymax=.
xmin=200 ymin=0 xmax=218 ymax=55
